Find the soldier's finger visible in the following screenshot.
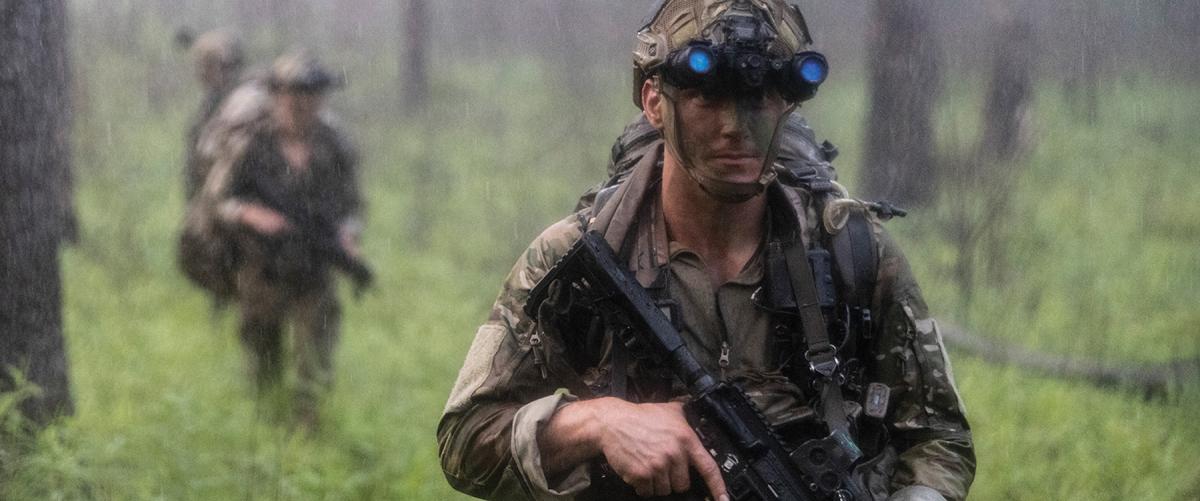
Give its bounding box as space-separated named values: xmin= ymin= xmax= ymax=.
xmin=669 ymin=455 xmax=690 ymax=493
xmin=688 ymin=441 xmax=728 ymax=501
xmin=652 ymin=469 xmax=673 ymax=497
xmin=630 ymin=477 xmax=654 ymax=498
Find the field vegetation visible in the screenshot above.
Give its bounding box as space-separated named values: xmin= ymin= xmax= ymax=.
xmin=3 ymin=6 xmax=1199 ymax=500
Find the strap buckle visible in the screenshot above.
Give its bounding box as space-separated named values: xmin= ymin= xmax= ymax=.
xmin=805 ymin=342 xmax=839 ymax=378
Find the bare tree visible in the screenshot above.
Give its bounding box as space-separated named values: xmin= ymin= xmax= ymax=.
xmin=400 ymin=0 xmax=429 ymax=116
xmin=0 ymin=0 xmax=75 ymax=425
xmin=397 ymin=0 xmax=437 ymax=247
xmin=1061 ymin=3 xmax=1108 ymax=124
xmin=861 ymin=0 xmax=942 ymax=207
xmin=977 ymin=13 xmax=1035 ymax=167
xmin=1161 ymin=2 xmax=1200 ymax=80
xmin=944 ymin=5 xmax=1037 ymax=306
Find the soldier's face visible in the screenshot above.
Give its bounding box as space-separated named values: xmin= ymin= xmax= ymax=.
xmin=275 ymin=90 xmax=326 ymax=130
xmin=198 ymin=60 xmax=231 ymax=90
xmin=645 ymin=80 xmax=789 ymax=186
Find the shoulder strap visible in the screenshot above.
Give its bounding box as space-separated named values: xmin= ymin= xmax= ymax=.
xmin=590 ymin=184 xmax=620 ymax=223
xmin=776 ymin=238 xmax=853 ymax=436
xmin=829 ymin=208 xmax=878 ymax=310
xmin=767 ymin=183 xmax=884 ymax=443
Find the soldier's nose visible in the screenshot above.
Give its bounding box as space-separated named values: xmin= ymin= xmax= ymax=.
xmin=718 ymin=107 xmax=752 ymax=139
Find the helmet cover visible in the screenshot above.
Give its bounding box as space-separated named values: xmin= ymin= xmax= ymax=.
xmin=632 ymin=0 xmax=814 ymax=107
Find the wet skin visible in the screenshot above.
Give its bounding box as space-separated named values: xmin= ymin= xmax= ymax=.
xmin=666 ymin=86 xmax=789 ymax=186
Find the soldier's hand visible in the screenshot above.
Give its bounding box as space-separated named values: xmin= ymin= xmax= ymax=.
xmin=595 ymin=399 xmax=728 ymax=500
xmin=240 ymin=203 xmax=291 ymax=236
xmin=338 ymin=226 xmax=362 ymax=259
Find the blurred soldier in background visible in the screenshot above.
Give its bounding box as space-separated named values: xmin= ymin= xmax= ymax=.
xmin=182 ymin=30 xmax=245 ymax=200
xmin=438 ymin=1 xmax=973 ymax=499
xmin=189 ymin=51 xmax=365 ymax=431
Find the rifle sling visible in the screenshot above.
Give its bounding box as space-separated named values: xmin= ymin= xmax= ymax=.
xmin=781 ymin=235 xmax=853 ymax=436
xmin=588 ymin=172 xmax=854 ymax=435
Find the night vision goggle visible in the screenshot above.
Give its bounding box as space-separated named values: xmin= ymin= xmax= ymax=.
xmin=659 ymin=41 xmax=828 ymax=103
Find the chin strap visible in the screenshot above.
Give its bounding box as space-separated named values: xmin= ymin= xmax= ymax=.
xmin=659 ymin=81 xmax=798 ymax=203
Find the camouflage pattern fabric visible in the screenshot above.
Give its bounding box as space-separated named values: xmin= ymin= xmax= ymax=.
xmin=218 ymin=118 xmax=360 ymax=417
xmin=888 ymin=485 xmax=949 ymax=501
xmin=183 ymin=30 xmax=244 ymax=200
xmin=176 ymin=80 xmax=272 ymax=297
xmin=184 ymin=81 xmax=237 ymax=200
xmin=234 ymin=227 xmax=341 ymax=421
xmin=439 ymin=147 xmax=974 ymax=500
xmin=177 ymin=78 xmax=348 ymax=298
xmin=178 ymin=79 xmax=360 ymax=424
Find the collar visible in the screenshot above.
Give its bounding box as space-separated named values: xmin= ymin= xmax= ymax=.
xmin=591 ymin=143 xmax=814 ymax=288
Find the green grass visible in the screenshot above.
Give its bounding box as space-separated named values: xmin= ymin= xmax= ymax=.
xmin=3 ymin=42 xmax=1199 ymax=500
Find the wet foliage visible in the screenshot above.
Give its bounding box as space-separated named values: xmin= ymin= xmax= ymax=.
xmin=2 ymin=1 xmax=1198 ymax=499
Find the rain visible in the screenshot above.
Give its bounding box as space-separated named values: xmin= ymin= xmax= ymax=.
xmin=2 ymin=0 xmax=1198 ymax=499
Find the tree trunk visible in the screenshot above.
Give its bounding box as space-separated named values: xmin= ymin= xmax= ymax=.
xmin=0 ymin=0 xmax=75 ymax=425
xmin=400 ymin=0 xmax=429 ymax=117
xmin=861 ymin=0 xmax=941 ymax=207
xmin=978 ymin=12 xmax=1035 ymax=167
xmin=1062 ymin=4 xmax=1106 ymax=124
xmin=945 ymin=5 xmax=1037 ymax=306
xmin=1161 ymin=2 xmax=1200 ymax=80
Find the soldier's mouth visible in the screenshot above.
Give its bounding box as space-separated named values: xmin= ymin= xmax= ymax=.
xmin=709 ymin=151 xmax=762 ymax=167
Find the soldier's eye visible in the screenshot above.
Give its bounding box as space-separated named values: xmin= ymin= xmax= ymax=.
xmin=739 ymin=95 xmax=767 ymax=110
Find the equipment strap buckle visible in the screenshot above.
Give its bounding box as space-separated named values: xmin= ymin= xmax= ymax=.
xmin=805 ymin=342 xmax=839 ymax=378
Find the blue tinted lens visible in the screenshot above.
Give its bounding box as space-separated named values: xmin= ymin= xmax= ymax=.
xmin=799 ymin=56 xmax=827 ymax=84
xmin=688 ymin=49 xmax=714 ymax=74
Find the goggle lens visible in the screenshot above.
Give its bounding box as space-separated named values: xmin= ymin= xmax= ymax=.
xmin=661 ymin=44 xmax=828 ymax=103
xmin=687 ymin=47 xmax=715 ymax=75
xmin=796 ymin=53 xmax=828 ymax=85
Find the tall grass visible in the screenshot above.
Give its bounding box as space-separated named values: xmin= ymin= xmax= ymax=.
xmin=2 ymin=42 xmax=1198 ymax=501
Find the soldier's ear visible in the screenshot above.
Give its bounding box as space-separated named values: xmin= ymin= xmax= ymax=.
xmin=642 ymin=79 xmax=665 ymax=129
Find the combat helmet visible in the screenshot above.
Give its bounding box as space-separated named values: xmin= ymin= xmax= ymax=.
xmin=631 ymin=0 xmax=828 ymax=202
xmin=632 ymin=0 xmax=822 ymax=108
xmin=190 ymin=30 xmax=244 ymax=75
xmin=267 ymin=50 xmax=344 ymax=93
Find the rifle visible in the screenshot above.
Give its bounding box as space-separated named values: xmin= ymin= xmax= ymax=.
xmin=526 ymin=231 xmax=864 ymax=501
xmin=244 ymin=171 xmax=374 ymax=294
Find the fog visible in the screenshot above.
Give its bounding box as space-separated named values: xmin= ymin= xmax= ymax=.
xmin=2 ymin=1 xmax=1198 ymax=499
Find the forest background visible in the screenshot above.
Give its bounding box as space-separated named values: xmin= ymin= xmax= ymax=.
xmin=2 ymin=0 xmax=1199 ymax=499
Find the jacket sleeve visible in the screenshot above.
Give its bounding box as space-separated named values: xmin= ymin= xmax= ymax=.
xmin=192 ymin=127 xmax=258 ymax=229
xmin=870 ymin=226 xmax=976 ymax=501
xmin=438 ymin=215 xmax=593 ymax=500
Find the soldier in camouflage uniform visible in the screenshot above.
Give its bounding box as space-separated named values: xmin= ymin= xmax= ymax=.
xmin=204 ymin=51 xmax=363 ymax=430
xmin=439 ymin=1 xmax=974 ymax=500
xmin=184 ymin=30 xmax=245 ymax=200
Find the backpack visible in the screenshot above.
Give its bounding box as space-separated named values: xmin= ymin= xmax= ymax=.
xmin=176 ymin=80 xmax=272 ymax=298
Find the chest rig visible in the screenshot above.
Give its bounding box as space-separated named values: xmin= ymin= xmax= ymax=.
xmin=760 ymin=168 xmax=885 ymax=452
xmin=580 ymin=143 xmax=898 ymax=460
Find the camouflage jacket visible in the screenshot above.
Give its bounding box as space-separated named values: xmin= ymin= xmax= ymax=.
xmin=224 ymin=122 xmax=361 ymax=228
xmin=439 ymin=148 xmax=974 ymax=501
xmin=184 ymin=83 xmax=237 ymax=200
